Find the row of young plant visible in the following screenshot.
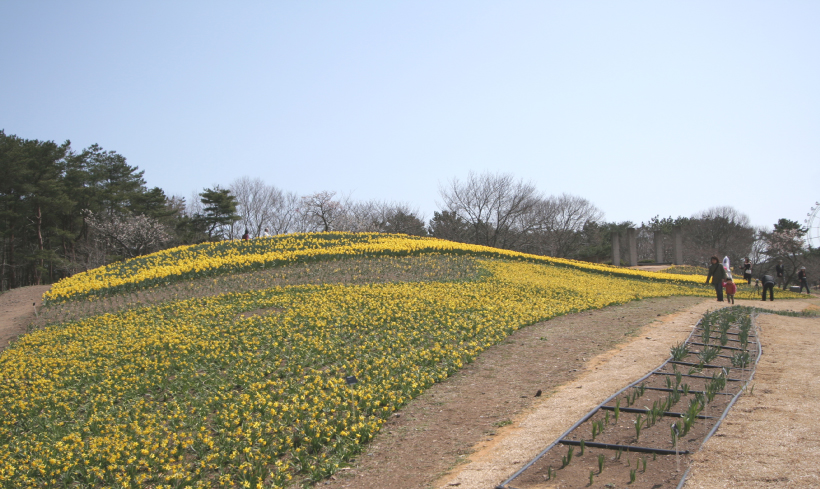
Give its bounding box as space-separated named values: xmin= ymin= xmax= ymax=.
xmin=535 ymin=306 xmax=757 ymax=487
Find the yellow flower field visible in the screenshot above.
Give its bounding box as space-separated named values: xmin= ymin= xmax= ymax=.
xmin=2 ymin=234 xmax=804 ymax=488
xmin=44 ymin=233 xmax=708 ymax=304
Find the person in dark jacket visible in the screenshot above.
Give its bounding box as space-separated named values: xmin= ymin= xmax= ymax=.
xmin=760 ymin=274 xmax=775 ymax=301
xmin=742 ymin=257 xmax=753 ymax=285
xmin=798 ymin=266 xmax=810 ymax=295
xmin=706 ymin=256 xmax=726 ymax=302
xmin=775 ymin=260 xmax=785 ymax=289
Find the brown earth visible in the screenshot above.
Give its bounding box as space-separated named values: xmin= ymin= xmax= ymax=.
xmin=0 ymin=285 xmax=50 ymax=351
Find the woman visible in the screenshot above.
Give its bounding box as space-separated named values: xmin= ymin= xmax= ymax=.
xmin=742 ymin=257 xmax=752 ymax=285
xmin=706 ymin=256 xmax=726 ymax=301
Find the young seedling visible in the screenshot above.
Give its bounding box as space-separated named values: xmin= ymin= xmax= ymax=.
xmin=589 ymin=470 xmax=594 ymax=485
xmin=561 ymin=446 xmax=575 ymax=468
xmin=616 ymin=448 xmax=622 ymax=460
xmin=598 ymin=453 xmax=605 ymax=474
xmin=641 ymin=457 xmax=647 ymax=473
xmin=629 ymin=468 xmax=637 ymax=483
xmin=580 ymin=439 xmax=585 ymax=455
xmin=634 ymin=414 xmax=645 ymax=441
xmin=605 ymin=410 xmax=610 ymax=426
xmin=670 ymin=341 xmax=689 ymax=361
xmin=732 ymin=350 xmax=750 ymax=368
xmin=547 ymin=466 xmax=554 ymax=480
xmin=614 ymin=399 xmax=621 ymax=422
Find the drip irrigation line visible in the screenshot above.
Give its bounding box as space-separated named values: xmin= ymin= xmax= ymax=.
xmin=698 ymin=328 xmax=756 ymax=338
xmin=689 ymin=342 xmax=748 ymax=351
xmin=654 ymin=371 xmax=744 ymax=382
xmin=641 ymin=386 xmax=733 ymax=397
xmin=669 ymin=361 xmax=725 ymax=369
xmin=598 ymin=405 xmax=716 ymax=419
xmin=557 ymin=439 xmax=691 ymax=455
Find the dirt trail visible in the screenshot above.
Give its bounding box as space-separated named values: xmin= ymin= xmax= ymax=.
xmin=0 ymin=285 xmax=50 ymax=351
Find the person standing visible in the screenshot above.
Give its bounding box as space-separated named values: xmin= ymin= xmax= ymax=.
xmin=742 ymin=257 xmax=752 ymax=285
xmin=723 ymin=278 xmax=737 ymax=304
xmin=760 ymin=274 xmax=775 ymax=301
xmin=775 ymin=260 xmax=786 ymax=289
xmin=706 ymin=256 xmax=726 ymax=302
xmin=798 ymin=266 xmax=810 ymax=295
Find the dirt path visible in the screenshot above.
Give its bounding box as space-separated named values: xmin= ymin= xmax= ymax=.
xmin=0 ymin=285 xmax=50 ymax=351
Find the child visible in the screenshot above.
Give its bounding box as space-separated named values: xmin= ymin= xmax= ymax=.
xmin=723 ymin=278 xmax=737 ymax=304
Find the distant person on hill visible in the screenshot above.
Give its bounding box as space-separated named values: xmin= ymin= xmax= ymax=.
xmin=798 ymin=266 xmax=810 ymax=295
xmin=742 ymin=257 xmax=752 ymax=285
xmin=760 ymin=274 xmax=775 ymax=301
xmin=706 ymin=256 xmax=726 ymax=302
xmin=776 ymin=260 xmax=786 ymax=289
xmin=262 ymin=228 xmax=270 ymax=238
xmin=723 ymin=278 xmax=737 ymax=304
xmin=242 ymin=229 xmax=250 ymax=240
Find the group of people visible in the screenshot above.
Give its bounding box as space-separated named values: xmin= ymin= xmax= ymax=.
xmin=707 ymin=256 xmax=811 ymax=302
xmin=241 ymin=228 xmax=271 ymax=240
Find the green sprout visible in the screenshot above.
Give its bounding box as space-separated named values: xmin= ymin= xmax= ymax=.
xmin=580 ymin=439 xmax=585 ymax=455
xmin=561 ymin=446 xmax=575 ymax=468
xmin=598 ymin=453 xmax=605 ymax=474
xmin=629 ymin=468 xmax=637 ymax=483
xmin=634 ymin=414 xmax=645 ymax=441
xmin=670 ymin=341 xmax=689 ymax=361
xmin=589 ymin=470 xmax=594 ymax=485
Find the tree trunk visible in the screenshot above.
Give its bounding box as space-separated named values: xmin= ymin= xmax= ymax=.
xmin=36 ymin=205 xmax=44 ymax=285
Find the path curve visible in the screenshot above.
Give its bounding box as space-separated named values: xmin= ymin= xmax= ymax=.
xmin=0 ymin=285 xmax=51 ymax=351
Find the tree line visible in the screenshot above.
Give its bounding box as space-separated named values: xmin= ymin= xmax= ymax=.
xmin=2 ymin=131 xmax=817 ymax=291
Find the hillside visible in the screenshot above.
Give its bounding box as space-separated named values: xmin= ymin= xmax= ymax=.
xmin=0 ymin=233 xmax=805 ymax=488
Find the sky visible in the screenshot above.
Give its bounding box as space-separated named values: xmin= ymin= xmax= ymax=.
xmin=2 ymin=1 xmax=819 ymax=231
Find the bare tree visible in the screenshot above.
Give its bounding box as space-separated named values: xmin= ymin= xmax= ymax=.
xmin=299 ymin=191 xmax=344 ymax=232
xmin=268 ymin=191 xmax=300 ymax=235
xmin=439 ymin=171 xmax=541 ymax=248
xmin=683 ymin=206 xmax=754 ymax=266
xmin=539 ymin=193 xmax=604 ymax=258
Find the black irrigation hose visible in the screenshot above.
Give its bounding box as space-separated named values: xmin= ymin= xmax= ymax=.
xmin=641 ymin=386 xmax=733 ymax=397
xmin=558 ymin=439 xmax=691 ymax=455
xmin=598 ymin=405 xmax=716 ymax=419
xmin=654 ymin=371 xmax=744 ymax=382
xmin=498 ymin=307 xmax=762 ymax=489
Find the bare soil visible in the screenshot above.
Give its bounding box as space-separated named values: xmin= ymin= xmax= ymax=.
xmin=0 ymin=285 xmax=50 ymax=351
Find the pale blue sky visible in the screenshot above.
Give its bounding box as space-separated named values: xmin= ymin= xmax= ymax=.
xmin=2 ymin=2 xmax=819 ymax=229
